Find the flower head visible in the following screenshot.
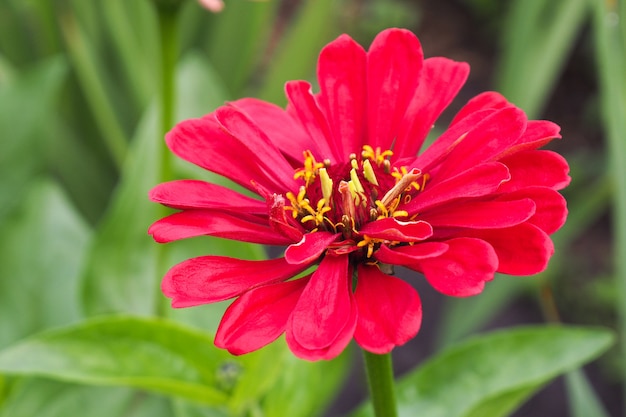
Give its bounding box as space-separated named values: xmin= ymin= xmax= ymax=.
xmin=149 ymin=28 xmax=570 ymax=361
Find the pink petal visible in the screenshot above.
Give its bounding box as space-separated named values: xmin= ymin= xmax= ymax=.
xmin=366 ymin=28 xmax=423 ymax=151
xmin=498 ymin=187 xmax=568 ymax=234
xmin=496 ymin=120 xmax=562 ymax=158
xmin=374 ymin=242 xmax=449 ymax=266
xmin=214 ymin=106 xmax=297 ymax=191
xmin=266 ymin=193 xmax=305 ymax=242
xmin=148 ymin=210 xmax=292 ymax=245
xmin=284 ymin=81 xmax=339 ymax=162
xmin=359 ymin=218 xmax=433 ymax=242
xmin=317 ymin=33 xmax=367 ymax=159
xmin=287 ymin=255 xmax=354 ymax=353
xmin=395 ymin=57 xmax=469 ymax=158
xmin=166 ymin=117 xmax=279 ymax=193
xmin=149 ymin=180 xmax=266 ymax=213
xmin=215 ymin=277 xmax=309 ymax=355
xmin=498 ymin=150 xmax=571 ymax=192
xmin=450 ymin=91 xmax=511 ymax=125
xmin=354 ymin=264 xmax=422 ymax=354
xmin=436 ymin=107 xmax=528 ymax=178
xmin=284 ymin=231 xmax=339 ymax=265
xmin=409 ymin=108 xmax=497 ymax=172
xmin=162 ymin=256 xmax=311 ymax=307
xmin=229 ymin=98 xmax=314 ymax=164
xmin=465 ymin=223 xmax=554 ymax=275
xmin=403 ymin=162 xmax=511 ymax=214
xmin=418 ymin=199 xmax=536 ymax=229
xmin=412 ymin=237 xmax=498 ymax=296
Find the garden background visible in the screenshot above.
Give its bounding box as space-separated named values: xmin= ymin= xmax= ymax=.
xmin=0 ymin=0 xmax=624 ymax=416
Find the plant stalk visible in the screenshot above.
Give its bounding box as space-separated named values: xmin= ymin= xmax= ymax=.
xmin=362 ymin=350 xmax=399 ymax=417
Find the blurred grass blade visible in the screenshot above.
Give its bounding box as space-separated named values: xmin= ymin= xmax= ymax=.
xmin=59 ymin=11 xmax=128 ymax=169
xmin=565 ymin=369 xmax=610 ymax=417
xmin=256 ymin=0 xmax=338 ymax=105
xmin=592 ymin=0 xmax=626 ymax=405
xmin=496 ymin=0 xmax=589 ymax=117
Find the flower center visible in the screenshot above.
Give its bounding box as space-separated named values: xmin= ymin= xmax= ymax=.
xmin=285 ymin=146 xmax=429 ymax=254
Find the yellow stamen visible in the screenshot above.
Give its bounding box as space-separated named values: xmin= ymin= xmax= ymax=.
xmin=349 ymin=168 xmax=365 ymax=193
xmin=294 ymin=150 xmax=324 ymax=185
xmin=362 ymin=145 xmax=393 ymax=166
xmin=362 ymin=159 xmax=379 ymax=186
xmin=319 ymin=168 xmax=333 ymax=207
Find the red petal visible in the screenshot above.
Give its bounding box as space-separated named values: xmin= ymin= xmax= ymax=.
xmin=354 ymin=264 xmax=422 ymax=354
xmin=215 ymin=277 xmax=309 ymax=355
xmin=166 ymin=117 xmax=278 ymax=193
xmin=214 ymin=106 xmax=297 ymax=191
xmin=413 ymin=237 xmax=498 ymax=296
xmin=149 ymin=180 xmax=266 ymax=213
xmin=374 ymin=242 xmax=449 ymax=265
xmin=317 ymin=34 xmax=367 ymax=159
xmin=419 ymin=199 xmax=536 ymax=229
xmin=229 ymin=98 xmax=312 ymax=164
xmin=162 ymin=256 xmax=311 ymax=307
xmin=285 ymin=231 xmax=339 ymax=265
xmin=496 ymin=120 xmax=562 ymax=158
xmin=450 ymin=91 xmax=511 ymax=125
xmin=403 ymin=162 xmax=511 ymax=214
xmin=437 ymin=107 xmax=527 ymax=178
xmin=284 ymin=81 xmax=339 ymax=162
xmin=396 ymin=57 xmax=469 ymax=158
xmin=498 ymin=150 xmax=571 ymax=192
xmin=267 ymin=193 xmax=305 ymax=242
xmin=287 ymin=255 xmax=355 ymax=354
xmin=148 ymin=210 xmax=292 ymax=245
xmin=359 ymin=218 xmax=433 ymax=242
xmin=367 ymin=28 xmax=423 ymax=151
xmin=466 ymin=223 xmax=555 ymax=275
xmin=498 ymin=187 xmax=568 ymax=234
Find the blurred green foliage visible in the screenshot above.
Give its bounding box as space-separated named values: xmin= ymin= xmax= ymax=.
xmin=0 ymin=0 xmax=624 ymax=416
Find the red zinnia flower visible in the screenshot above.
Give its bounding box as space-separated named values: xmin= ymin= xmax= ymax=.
xmin=149 ymin=28 xmax=570 ymax=361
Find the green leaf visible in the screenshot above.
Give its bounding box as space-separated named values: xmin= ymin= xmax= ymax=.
xmin=350 ymin=326 xmax=614 ymax=417
xmin=0 ymin=179 xmax=90 ymax=349
xmin=0 ymin=316 xmax=237 ymax=406
xmin=0 ymin=378 xmax=174 ymax=417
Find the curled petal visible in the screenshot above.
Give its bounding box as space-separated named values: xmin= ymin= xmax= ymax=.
xmin=374 ymin=242 xmax=449 ymax=266
xmin=367 ymin=28 xmax=423 ymax=151
xmin=354 ymin=264 xmax=422 ymax=354
xmin=285 ymin=231 xmax=339 ymax=265
xmin=412 ymin=237 xmax=498 ymax=297
xmin=418 ymin=199 xmax=536 ymax=229
xmin=267 ymin=193 xmax=304 ymax=242
xmin=148 ymin=210 xmax=291 ymax=245
xmin=215 ymin=276 xmax=310 ymax=355
xmin=149 ymin=180 xmax=266 ymax=213
xmin=466 ymin=223 xmax=555 ymax=275
xmin=287 ymin=255 xmax=356 ymax=359
xmin=496 ymin=120 xmax=562 ymax=158
xmin=162 ymin=256 xmax=311 ymax=307
xmin=359 ymin=218 xmax=433 ymax=242
xmin=498 ymin=150 xmax=571 ymax=192
xmin=404 ymin=162 xmax=511 ymax=214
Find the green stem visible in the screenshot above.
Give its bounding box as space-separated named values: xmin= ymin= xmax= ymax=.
xmin=154 ymin=2 xmax=180 ymax=317
xmin=362 ymin=350 xmax=398 ymax=417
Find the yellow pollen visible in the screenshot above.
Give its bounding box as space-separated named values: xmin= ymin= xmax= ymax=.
xmin=294 ymin=150 xmax=324 ymax=186
xmin=357 ymin=235 xmax=378 ymax=258
xmin=362 ymin=159 xmax=379 ymax=186
xmin=301 ymin=198 xmax=331 ymax=226
xmin=362 ymin=145 xmax=393 ymax=166
xmin=319 ymin=168 xmax=333 ymax=206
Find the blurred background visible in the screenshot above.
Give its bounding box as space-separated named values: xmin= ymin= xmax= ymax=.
xmin=0 ymin=0 xmax=624 ymax=416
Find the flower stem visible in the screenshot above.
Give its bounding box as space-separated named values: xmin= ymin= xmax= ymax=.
xmin=154 ymin=2 xmax=180 ymax=317
xmin=362 ymin=350 xmax=399 ymax=417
